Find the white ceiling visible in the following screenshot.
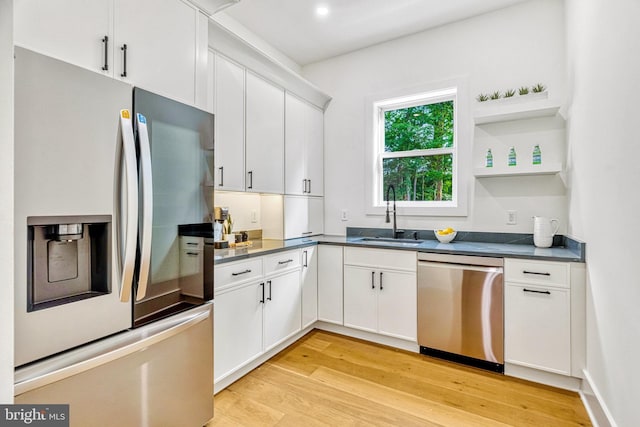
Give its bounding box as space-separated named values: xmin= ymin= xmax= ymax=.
xmin=223 ymin=0 xmax=531 ymax=66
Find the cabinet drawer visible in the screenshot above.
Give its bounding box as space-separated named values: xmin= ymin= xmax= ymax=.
xmin=180 ymin=236 xmax=204 ymax=250
xmin=504 ymin=258 xmax=569 ymax=288
xmin=263 ymin=250 xmax=301 ymax=275
xmin=215 ymin=258 xmax=263 ymax=289
xmin=344 ymin=247 xmax=416 ymax=272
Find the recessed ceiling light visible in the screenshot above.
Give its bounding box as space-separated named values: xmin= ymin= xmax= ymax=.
xmin=316 ymin=6 xmax=329 ymax=16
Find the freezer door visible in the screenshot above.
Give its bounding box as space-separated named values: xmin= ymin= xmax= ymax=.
xmin=13 ymin=47 xmax=133 ymax=366
xmin=15 ymin=303 xmax=213 ymax=427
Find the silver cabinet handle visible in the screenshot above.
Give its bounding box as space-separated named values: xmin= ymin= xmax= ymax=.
xmin=218 ymin=166 xmax=224 ymax=187
xmin=248 ymin=171 xmax=253 ymax=189
xmin=231 ymin=269 xmax=252 ymax=276
xmin=186 ymin=242 xmax=198 ymax=246
xmin=301 ymin=231 xmax=313 ymax=235
xmin=379 ymin=271 xmax=383 ymax=291
xmin=303 ymin=179 xmax=308 ymax=193
xmin=308 ymin=179 xmax=311 ymax=194
xmin=371 ymin=271 xmax=375 ymax=289
xmin=278 ymin=259 xmax=294 ymax=265
xmin=303 ymin=250 xmax=308 ymax=268
xmin=267 ymin=280 xmax=272 ymax=301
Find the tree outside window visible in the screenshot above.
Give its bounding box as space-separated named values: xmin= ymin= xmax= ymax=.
xmin=379 ymin=98 xmax=455 ymax=204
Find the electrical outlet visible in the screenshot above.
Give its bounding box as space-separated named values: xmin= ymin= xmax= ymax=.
xmin=250 ymin=210 xmax=257 ymax=223
xmin=507 ymin=210 xmax=517 ymax=225
xmin=340 ymin=209 xmax=348 ymax=221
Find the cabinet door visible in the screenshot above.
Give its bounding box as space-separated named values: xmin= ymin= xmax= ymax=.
xmin=14 ymin=0 xmax=112 ymax=75
xmin=263 ymin=270 xmax=301 ymax=351
xmin=283 ymin=196 xmax=308 ymax=239
xmin=284 ymin=196 xmax=323 ymax=239
xmin=306 ymin=104 xmax=324 ymax=196
xmin=285 ymin=93 xmax=306 ymax=195
xmin=214 ymin=281 xmax=264 ymax=383
xmin=301 ymin=247 xmax=318 ymax=328
xmin=245 ymin=72 xmax=284 ymax=193
xmin=505 ymin=283 xmax=571 ymax=375
xmin=214 ymin=54 xmax=245 ymax=191
xmin=114 ymin=0 xmax=198 ymax=105
xmin=377 ymin=270 xmax=417 ymax=341
xmin=343 ymin=266 xmax=378 ymax=333
xmin=318 ymin=245 xmax=343 ymax=324
xmin=307 ymin=196 xmax=324 ymax=236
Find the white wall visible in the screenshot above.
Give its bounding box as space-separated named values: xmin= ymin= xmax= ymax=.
xmin=303 ymin=0 xmax=568 ymax=236
xmin=0 ymin=0 xmax=14 ymax=402
xmin=566 ymin=0 xmax=640 ymax=425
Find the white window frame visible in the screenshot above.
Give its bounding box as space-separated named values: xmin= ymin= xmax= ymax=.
xmin=365 ymin=78 xmax=470 ymax=217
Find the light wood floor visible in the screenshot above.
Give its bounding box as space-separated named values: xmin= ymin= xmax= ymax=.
xmin=208 ymin=330 xmax=591 ymax=426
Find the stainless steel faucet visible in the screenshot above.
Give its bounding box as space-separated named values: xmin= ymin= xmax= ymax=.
xmin=385 ymin=185 xmax=404 ymax=239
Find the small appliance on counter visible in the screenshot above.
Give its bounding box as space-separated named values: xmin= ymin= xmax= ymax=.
xmin=213 ymin=206 xmax=229 ymax=248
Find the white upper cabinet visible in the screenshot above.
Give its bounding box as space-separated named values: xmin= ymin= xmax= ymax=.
xmin=113 ymin=0 xmax=203 ymax=106
xmin=285 ymin=93 xmax=324 ymax=196
xmin=214 ymin=54 xmax=245 ymax=191
xmin=15 ymin=0 xmax=208 ymax=108
xmin=245 ymin=72 xmax=285 ymax=194
xmin=284 ymin=196 xmax=324 ymax=239
xmin=14 ymin=0 xmax=112 ymax=74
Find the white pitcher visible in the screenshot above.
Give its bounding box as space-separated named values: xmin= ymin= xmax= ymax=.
xmin=533 ymin=216 xmax=559 ymax=248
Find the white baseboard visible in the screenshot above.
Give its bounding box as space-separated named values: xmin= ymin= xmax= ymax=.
xmin=315 ymin=321 xmax=420 ymax=353
xmin=580 ymin=369 xmax=617 ymax=427
xmin=504 ymin=363 xmax=582 ymax=391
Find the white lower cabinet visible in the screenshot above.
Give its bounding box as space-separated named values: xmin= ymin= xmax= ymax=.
xmin=317 ymin=245 xmax=344 ymax=324
xmin=214 ymin=281 xmax=263 ymax=383
xmin=301 ymin=246 xmax=318 ymax=328
xmin=504 ymin=283 xmax=571 ymax=374
xmin=504 ymin=258 xmax=583 ymax=379
xmin=343 ymin=248 xmax=417 ymax=342
xmin=214 ymin=249 xmax=305 ymax=385
xmin=264 ymin=270 xmax=302 ymax=351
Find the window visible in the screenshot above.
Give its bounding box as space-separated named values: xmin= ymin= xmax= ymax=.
xmin=365 ymin=80 xmax=469 ymax=216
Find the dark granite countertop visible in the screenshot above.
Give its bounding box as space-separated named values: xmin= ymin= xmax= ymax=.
xmin=181 ymin=223 xmax=585 ymax=264
xmin=213 ymin=235 xmax=584 ymax=265
xmin=214 ymin=238 xmax=317 ymax=264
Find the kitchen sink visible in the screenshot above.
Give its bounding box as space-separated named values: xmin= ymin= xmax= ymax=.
xmin=357 ymin=237 xmax=424 ymax=247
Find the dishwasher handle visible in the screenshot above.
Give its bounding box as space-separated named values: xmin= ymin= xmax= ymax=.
xmin=418 ymin=260 xmax=503 ymax=274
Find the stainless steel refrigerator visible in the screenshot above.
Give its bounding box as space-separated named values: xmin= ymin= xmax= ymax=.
xmin=13 ymin=47 xmax=214 ymax=426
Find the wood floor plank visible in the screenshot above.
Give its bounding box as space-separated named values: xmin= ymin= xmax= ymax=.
xmin=248 ymin=363 xmax=441 ymax=427
xmin=281 ymin=331 xmax=590 ymax=425
xmin=310 ymin=365 xmax=511 ymax=427
xmin=212 ymin=330 xmax=592 ymax=426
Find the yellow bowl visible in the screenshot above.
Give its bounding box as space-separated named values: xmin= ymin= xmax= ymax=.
xmin=434 ymin=230 xmax=457 ymax=243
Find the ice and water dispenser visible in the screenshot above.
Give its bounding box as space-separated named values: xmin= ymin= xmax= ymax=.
xmin=27 ymin=215 xmax=111 ymax=311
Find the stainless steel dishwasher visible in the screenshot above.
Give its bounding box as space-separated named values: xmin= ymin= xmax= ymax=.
xmin=417 ymin=253 xmax=504 ymax=372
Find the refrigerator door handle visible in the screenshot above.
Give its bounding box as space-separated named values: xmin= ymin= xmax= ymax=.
xmin=14 ymin=305 xmax=211 ymax=395
xmin=135 ymin=113 xmax=153 ymax=301
xmin=119 ymin=110 xmax=138 ymax=302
